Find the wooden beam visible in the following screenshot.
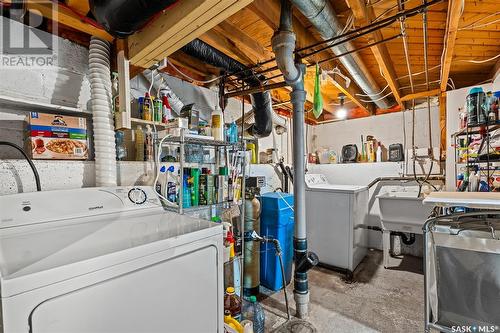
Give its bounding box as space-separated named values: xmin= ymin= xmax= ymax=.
xmin=27 ymin=2 xmax=113 ymax=41
xmin=440 ymin=0 xmax=463 ymax=92
xmin=127 ymin=0 xmax=253 ymax=68
xmin=65 ymin=0 xmax=90 ymax=15
xmin=346 ymin=0 xmax=403 ymax=108
xmin=401 ymin=88 xmax=441 ymax=102
xmin=213 ymin=21 xmax=274 ymax=63
xmin=439 ymin=93 xmax=447 ymax=161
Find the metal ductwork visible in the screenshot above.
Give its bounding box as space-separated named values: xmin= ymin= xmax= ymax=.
xmin=182 ymin=39 xmax=273 ymax=138
xmin=90 ymin=0 xmax=179 ymax=37
xmin=289 ymin=0 xmax=391 ymax=109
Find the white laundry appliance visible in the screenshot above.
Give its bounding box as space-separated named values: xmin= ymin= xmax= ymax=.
xmin=0 ymin=186 xmax=223 ymax=333
xmin=305 ymin=174 xmax=369 ymax=279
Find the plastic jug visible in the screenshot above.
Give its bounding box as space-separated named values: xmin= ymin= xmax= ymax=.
xmin=241 ymin=296 xmax=265 ymax=333
xmin=224 ymin=287 xmax=241 ymax=321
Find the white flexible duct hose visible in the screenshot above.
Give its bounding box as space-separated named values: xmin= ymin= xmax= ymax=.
xmin=89 ymin=37 xmax=117 ymax=186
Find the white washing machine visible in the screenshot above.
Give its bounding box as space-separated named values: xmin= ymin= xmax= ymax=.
xmin=305 ymin=174 xmax=369 ymax=277
xmin=0 ymin=186 xmax=223 ymax=333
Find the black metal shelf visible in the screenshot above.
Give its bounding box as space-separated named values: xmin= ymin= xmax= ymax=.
xmin=452 ymin=122 xmax=500 ymax=137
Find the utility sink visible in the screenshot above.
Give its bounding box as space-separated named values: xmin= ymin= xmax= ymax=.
xmin=377 ymin=191 xmax=434 ymax=268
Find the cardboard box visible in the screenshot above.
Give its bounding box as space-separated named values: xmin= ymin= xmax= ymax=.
xmin=25 ymin=112 xmax=88 ymax=160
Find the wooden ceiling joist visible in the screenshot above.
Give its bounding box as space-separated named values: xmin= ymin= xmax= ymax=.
xmin=400 ymin=88 xmax=441 ymax=102
xmin=26 ymin=2 xmax=113 ymax=42
xmin=346 ymin=0 xmax=404 ymax=108
xmin=127 ymin=0 xmax=253 ymax=68
xmin=440 ymin=0 xmax=463 ymax=92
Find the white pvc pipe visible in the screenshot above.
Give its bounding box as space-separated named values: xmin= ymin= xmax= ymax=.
xmin=89 ymin=37 xmax=117 ymax=187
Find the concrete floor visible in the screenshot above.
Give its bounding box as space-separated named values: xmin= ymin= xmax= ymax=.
xmin=260 ymin=249 xmax=424 ymax=333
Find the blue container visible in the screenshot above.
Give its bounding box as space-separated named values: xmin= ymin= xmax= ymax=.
xmin=260 ymin=192 xmax=294 ymax=291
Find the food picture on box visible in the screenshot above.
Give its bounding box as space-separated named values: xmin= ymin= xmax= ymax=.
xmin=25 ymin=112 xmax=88 ymax=160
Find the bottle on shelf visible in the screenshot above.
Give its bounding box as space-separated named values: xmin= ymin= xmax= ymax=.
xmin=138 ymin=97 xmax=144 ymax=120
xmin=115 ymin=130 xmax=127 ymax=161
xmin=145 ymin=124 xmax=154 ymax=162
xmin=224 ymin=287 xmax=241 ymax=321
xmin=241 ymin=296 xmax=264 ymax=333
xmin=376 ymin=142 xmax=382 ymax=162
xmin=161 ymin=95 xmax=173 ymax=123
xmin=143 ymin=92 xmax=153 ymax=121
xmin=135 ymin=125 xmax=145 ymax=161
xmin=153 ymin=96 xmax=162 ymax=123
xmin=211 ymin=105 xmax=224 ymax=141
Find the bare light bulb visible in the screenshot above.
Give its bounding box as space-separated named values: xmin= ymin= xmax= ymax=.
xmin=337 ymin=108 xmax=347 ymax=119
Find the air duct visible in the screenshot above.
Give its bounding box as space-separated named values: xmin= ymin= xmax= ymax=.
xmin=89 ymin=37 xmax=117 ymax=187
xmin=289 ymin=0 xmax=391 ymax=109
xmin=182 ymin=39 xmax=273 ymax=138
xmin=90 ymin=0 xmax=179 ymax=37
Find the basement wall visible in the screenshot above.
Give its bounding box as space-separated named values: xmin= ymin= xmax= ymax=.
xmin=307 ymin=106 xmax=443 ymax=256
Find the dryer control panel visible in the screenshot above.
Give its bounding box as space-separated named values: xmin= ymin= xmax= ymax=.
xmin=305 ymin=174 xmax=329 ymax=186
xmin=0 ymin=186 xmax=163 ymax=228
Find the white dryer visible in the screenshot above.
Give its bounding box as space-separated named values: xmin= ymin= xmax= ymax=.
xmin=305 ymin=174 xmax=369 ymax=278
xmin=0 ymin=186 xmax=223 ymax=333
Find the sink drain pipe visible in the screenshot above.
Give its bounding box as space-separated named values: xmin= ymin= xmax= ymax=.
xmin=272 ymin=0 xmax=318 ymax=319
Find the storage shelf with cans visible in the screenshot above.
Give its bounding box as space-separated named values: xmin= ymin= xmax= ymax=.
xmin=454 ymin=120 xmax=499 ymax=192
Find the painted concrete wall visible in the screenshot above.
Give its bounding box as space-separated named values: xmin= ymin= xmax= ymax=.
xmin=308 ymin=105 xmax=441 ymax=166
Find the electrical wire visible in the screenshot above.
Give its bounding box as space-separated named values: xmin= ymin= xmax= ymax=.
xmin=356 ymin=84 xmax=390 ymax=97
xmin=396 ymin=64 xmax=441 ymax=81
xmin=459 ymin=12 xmax=500 ymax=30
xmin=166 ymin=58 xmax=225 ymax=84
xmin=0 ymin=141 xmax=41 ymax=191
xmin=359 ymin=91 xmax=393 ymax=103
xmin=457 ymin=53 xmax=500 ymax=64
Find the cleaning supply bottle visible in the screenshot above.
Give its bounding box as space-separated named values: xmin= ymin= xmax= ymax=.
xmin=161 ymin=95 xmax=173 ymax=123
xmin=376 ymin=142 xmax=383 ymax=162
xmin=165 ymin=165 xmax=178 ymax=203
xmin=135 ymin=125 xmax=145 ymax=161
xmin=241 ymin=296 xmax=265 ymax=333
xmin=190 ymin=168 xmax=200 ymax=206
xmin=144 ymin=124 xmax=154 ymax=162
xmin=211 ymin=105 xmax=224 ymax=141
xmin=182 ymin=168 xmax=192 ymax=208
xmin=143 ymin=92 xmax=153 ymax=121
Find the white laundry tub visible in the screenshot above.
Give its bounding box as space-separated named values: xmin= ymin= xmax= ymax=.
xmin=377 ymin=191 xmax=434 ymax=268
xmin=378 ymin=191 xmax=433 ymax=234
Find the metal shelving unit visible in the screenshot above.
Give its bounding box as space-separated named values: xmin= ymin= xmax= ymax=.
xmin=453 ymin=120 xmax=500 ymax=192
xmin=158 ymin=128 xmax=247 ymax=300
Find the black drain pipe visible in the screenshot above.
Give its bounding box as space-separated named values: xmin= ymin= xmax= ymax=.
xmin=181 ymin=39 xmax=273 ymax=138
xmin=272 ymin=0 xmax=318 ymax=318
